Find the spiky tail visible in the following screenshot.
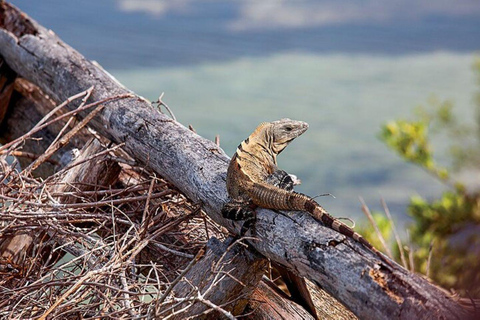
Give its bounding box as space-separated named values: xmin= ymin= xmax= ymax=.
xmin=247 ymin=182 xmax=393 ymax=266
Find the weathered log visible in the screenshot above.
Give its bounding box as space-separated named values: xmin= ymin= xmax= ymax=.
xmin=0 ymin=2 xmax=472 ymax=319
xmin=272 ymin=262 xmax=318 ymax=318
xmin=162 ymin=237 xmax=267 ymax=319
xmin=248 ymin=278 xmax=359 ymax=320
xmin=248 ymin=280 xmax=316 ymax=320
xmin=164 ymin=237 xmax=320 ymax=320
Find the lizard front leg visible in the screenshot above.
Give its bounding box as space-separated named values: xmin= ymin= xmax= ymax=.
xmin=221 ymin=198 xmax=257 ymax=236
xmin=223 ymin=170 xmax=297 ymax=236
xmin=265 ymin=169 xmax=296 ymax=191
xmin=266 ymin=169 xmax=302 ymax=192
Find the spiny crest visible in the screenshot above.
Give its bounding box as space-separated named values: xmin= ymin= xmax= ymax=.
xmin=250 ymin=121 xmax=271 ymax=140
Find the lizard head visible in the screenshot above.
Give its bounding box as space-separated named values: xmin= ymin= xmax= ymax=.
xmin=266 ymin=118 xmax=309 ymax=154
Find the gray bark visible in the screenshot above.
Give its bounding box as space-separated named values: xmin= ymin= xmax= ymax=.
xmin=249 ymin=279 xmax=358 ymax=320
xmin=249 ymin=280 xmax=316 ymax=320
xmin=165 ymin=237 xmax=268 ymax=319
xmin=0 ymin=2 xmax=471 ymax=319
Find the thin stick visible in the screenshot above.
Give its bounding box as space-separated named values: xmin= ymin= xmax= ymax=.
xmin=49 ymin=184 xmax=157 ymax=197
xmin=406 ymin=230 xmax=415 ymax=272
xmin=23 ymin=104 xmax=105 ymax=174
xmin=359 ymin=197 xmax=393 ymax=258
xmin=0 ymin=189 xmax=175 ymax=209
xmin=157 ymin=92 xmax=176 ymax=121
xmin=35 ymin=86 xmax=94 ymax=156
xmin=152 ymin=243 xmax=195 ymax=259
xmin=154 ymin=247 xmax=206 ymax=313
xmin=39 ymin=143 xmax=126 ymax=187
xmin=139 ymin=176 xmax=156 ymax=239
xmin=0 ymin=87 xmax=91 ymax=152
xmin=120 ymin=269 xmax=137 ymax=317
xmin=381 ymin=198 xmax=408 ymax=268
xmin=8 ymin=151 xmax=59 ymax=165
xmin=426 ymin=240 xmax=434 ymax=279
xmin=34 ymin=86 xmax=93 ymax=129
xmin=38 ymin=262 xmax=120 ymax=320
xmin=0 ymin=93 xmax=134 ymax=153
xmin=196 ymin=294 xmax=237 ymax=320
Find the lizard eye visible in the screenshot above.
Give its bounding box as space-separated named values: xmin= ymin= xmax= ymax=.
xmin=285 ymin=126 xmax=292 ymax=132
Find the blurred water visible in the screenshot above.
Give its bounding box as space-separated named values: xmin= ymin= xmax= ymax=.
xmin=9 ymin=0 xmax=480 ymax=227
xmin=111 ymin=52 xmax=476 ymax=224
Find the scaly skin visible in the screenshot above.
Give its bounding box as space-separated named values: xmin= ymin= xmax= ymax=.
xmin=222 ymin=118 xmax=392 ymax=267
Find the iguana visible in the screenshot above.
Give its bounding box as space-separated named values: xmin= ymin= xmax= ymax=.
xmin=221 ymin=118 xmax=392 ymax=267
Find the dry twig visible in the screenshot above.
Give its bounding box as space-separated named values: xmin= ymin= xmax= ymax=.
xmin=0 ymin=92 xmax=227 ymax=319
xmin=381 ymin=198 xmax=408 ymax=269
xmin=359 ymin=197 xmax=393 ymax=258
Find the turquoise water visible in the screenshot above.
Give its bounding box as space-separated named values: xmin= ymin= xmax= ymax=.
xmin=112 ymin=51 xmax=477 ymax=225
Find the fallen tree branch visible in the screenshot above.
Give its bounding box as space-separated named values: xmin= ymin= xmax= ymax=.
xmin=163 ymin=237 xmax=266 ymax=319
xmin=0 ymin=2 xmax=471 ymax=319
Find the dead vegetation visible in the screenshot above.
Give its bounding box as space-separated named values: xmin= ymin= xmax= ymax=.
xmin=0 ymin=88 xmax=232 ymax=319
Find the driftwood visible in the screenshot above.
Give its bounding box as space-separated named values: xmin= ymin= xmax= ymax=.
xmin=0 ymin=2 xmax=473 ymax=319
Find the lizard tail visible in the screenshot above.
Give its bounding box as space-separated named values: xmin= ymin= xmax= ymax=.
xmin=248 ymin=181 xmax=394 ymax=267
xmin=311 ymin=204 xmax=395 ymax=267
